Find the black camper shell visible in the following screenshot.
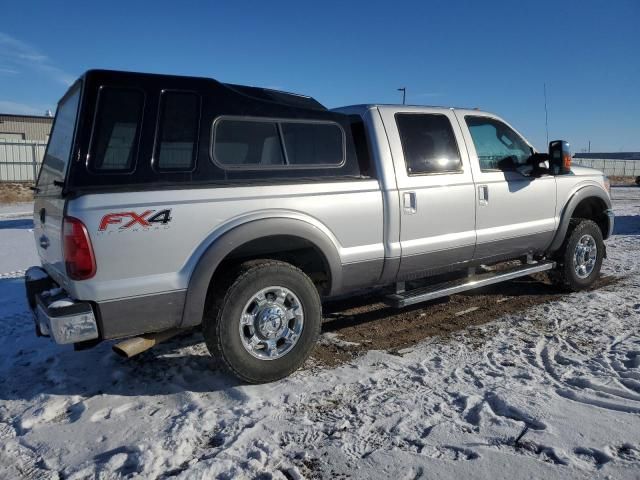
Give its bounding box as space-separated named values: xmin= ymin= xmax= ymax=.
xmin=39 ymin=69 xmax=371 ymax=195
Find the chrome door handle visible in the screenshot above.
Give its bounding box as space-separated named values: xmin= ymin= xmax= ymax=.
xmin=478 ymin=185 xmax=489 ymax=205
xmin=403 ymin=191 xmax=417 ymax=214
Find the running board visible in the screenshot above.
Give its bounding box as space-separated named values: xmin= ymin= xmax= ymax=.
xmin=385 ymin=261 xmax=555 ymax=308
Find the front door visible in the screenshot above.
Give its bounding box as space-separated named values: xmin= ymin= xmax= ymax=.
xmin=378 ymin=107 xmax=477 ymax=279
xmin=454 ymin=111 xmax=557 ymax=261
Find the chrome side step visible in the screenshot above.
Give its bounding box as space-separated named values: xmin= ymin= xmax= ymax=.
xmin=385 ymin=261 xmax=555 ymax=308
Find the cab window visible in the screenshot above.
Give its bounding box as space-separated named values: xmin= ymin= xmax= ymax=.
xmin=465 ymin=116 xmax=532 ymax=172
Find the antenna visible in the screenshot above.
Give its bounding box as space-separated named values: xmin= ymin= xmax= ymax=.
xmin=397 ymin=87 xmax=406 ymax=105
xmin=544 ymin=83 xmax=549 ymax=145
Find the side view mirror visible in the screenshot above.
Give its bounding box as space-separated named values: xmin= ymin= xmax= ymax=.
xmin=549 ymin=140 xmax=571 ymax=175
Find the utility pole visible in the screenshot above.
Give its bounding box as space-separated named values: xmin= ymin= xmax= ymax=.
xmin=397 ymin=87 xmax=406 ymax=105
xmin=588 ymin=141 xmax=591 ymax=153
xmin=543 ymin=83 xmax=549 ymax=145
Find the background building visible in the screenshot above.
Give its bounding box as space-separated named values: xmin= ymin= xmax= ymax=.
xmin=0 ymin=113 xmax=53 ymax=142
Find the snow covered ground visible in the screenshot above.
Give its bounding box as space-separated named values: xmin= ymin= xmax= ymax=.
xmin=1 ymin=188 xmax=639 ymax=479
xmin=0 ymin=202 xmax=38 ymax=277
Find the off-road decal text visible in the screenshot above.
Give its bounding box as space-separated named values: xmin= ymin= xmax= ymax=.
xmin=98 ymin=209 xmax=172 ymax=232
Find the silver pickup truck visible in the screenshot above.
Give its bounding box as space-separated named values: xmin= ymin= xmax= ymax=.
xmin=25 ymin=70 xmax=614 ymax=383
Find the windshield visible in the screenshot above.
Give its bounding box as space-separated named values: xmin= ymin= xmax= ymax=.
xmin=36 ymin=81 xmax=81 ymax=190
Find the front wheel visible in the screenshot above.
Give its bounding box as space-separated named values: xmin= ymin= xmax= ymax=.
xmin=554 ymin=219 xmax=605 ymax=291
xmin=203 ymin=260 xmax=321 ymax=383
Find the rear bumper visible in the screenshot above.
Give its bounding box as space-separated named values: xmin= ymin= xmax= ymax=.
xmin=25 ymin=267 xmax=99 ymax=344
xmin=25 ymin=266 xmax=186 ymax=343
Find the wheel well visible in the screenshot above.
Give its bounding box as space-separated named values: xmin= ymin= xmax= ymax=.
xmin=209 ymin=235 xmax=331 ymax=298
xmin=571 ymin=196 xmax=609 ymax=237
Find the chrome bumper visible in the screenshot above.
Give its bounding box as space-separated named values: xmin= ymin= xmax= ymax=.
xmin=25 ymin=267 xmax=99 ymax=345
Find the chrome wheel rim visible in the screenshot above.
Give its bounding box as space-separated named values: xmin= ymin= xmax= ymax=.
xmin=239 ymin=286 xmax=304 ymax=360
xmin=573 ymin=234 xmax=597 ymax=279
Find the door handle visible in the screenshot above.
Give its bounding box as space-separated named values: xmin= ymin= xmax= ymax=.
xmin=478 ymin=185 xmax=489 ymax=205
xmin=403 ymin=191 xmax=417 ymax=214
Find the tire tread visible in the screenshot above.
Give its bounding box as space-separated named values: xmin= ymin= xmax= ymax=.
xmin=203 ymin=259 xmax=321 ymax=383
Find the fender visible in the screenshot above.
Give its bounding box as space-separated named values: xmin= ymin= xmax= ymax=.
xmin=180 ymin=216 xmax=343 ymax=327
xmin=547 ymin=185 xmax=612 ymax=253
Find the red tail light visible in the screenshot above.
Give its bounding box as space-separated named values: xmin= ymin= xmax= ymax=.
xmin=63 ymin=216 xmax=96 ymax=280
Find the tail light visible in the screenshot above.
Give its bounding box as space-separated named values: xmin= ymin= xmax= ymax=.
xmin=63 ymin=216 xmax=96 ymax=280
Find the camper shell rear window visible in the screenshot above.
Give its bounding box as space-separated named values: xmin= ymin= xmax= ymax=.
xmin=36 ymin=81 xmax=81 ymax=190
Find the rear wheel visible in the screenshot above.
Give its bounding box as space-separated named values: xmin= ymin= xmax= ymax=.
xmin=553 ymin=219 xmax=604 ymax=291
xmin=203 ymin=260 xmax=321 ymax=383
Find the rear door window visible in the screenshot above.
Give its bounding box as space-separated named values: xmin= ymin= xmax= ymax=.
xmin=89 ymin=88 xmax=144 ymax=172
xmin=154 ymin=91 xmax=200 ymax=171
xmin=395 ymin=113 xmax=462 ymax=175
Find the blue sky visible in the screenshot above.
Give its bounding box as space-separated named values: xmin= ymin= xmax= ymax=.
xmin=1 ymin=0 xmax=638 ymax=151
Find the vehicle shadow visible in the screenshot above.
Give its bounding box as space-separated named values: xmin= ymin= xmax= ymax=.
xmin=0 ymin=218 xmax=33 ymax=230
xmin=320 ymin=273 xmax=617 ymax=342
xmin=0 ymin=323 xmax=243 ymax=401
xmin=321 ymin=274 xmax=558 ymax=334
xmin=613 ymin=215 xmax=640 ymax=236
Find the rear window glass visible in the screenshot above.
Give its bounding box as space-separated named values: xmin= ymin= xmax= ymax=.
xmin=90 ymin=88 xmax=144 ymax=172
xmin=395 ymin=113 xmax=462 ymax=175
xmin=37 ymin=82 xmax=81 ymax=187
xmin=213 ymin=119 xmax=285 ymax=167
xmin=155 ymin=91 xmax=200 ymax=171
xmin=280 ymin=122 xmax=343 ymax=166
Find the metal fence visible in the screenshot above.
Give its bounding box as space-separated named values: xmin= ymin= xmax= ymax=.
xmin=573 ymin=158 xmax=640 ymax=177
xmin=0 ymin=140 xmax=47 ymax=182
xmin=1 ymin=140 xmax=639 ymax=182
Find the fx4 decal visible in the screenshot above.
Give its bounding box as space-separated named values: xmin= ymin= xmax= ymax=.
xmin=98 ymin=209 xmax=172 ymax=231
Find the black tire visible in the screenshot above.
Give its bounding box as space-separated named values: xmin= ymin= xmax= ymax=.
xmin=203 ymin=260 xmax=321 ymax=384
xmin=553 ymin=219 xmax=604 ymax=292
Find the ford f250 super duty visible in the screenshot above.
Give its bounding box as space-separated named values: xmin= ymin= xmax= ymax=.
xmin=25 ymin=70 xmax=614 ymax=383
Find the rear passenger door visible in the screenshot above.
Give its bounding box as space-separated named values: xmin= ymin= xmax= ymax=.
xmin=378 ymin=107 xmax=476 ymax=279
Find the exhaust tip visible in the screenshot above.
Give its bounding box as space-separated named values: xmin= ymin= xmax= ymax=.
xmin=112 ymin=343 xmax=133 ymax=358
xmin=112 ymin=328 xmax=183 ymax=358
